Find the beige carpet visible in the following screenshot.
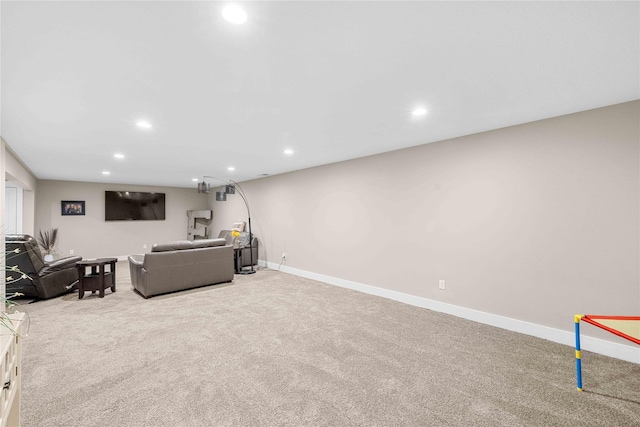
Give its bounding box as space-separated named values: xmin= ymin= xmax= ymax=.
xmin=18 ymin=262 xmax=640 ymax=426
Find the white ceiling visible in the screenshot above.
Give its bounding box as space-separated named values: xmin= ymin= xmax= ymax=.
xmin=2 ymin=1 xmax=639 ymax=189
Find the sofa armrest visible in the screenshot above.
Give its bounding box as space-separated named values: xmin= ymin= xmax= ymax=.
xmin=41 ymin=256 xmax=83 ymax=274
xmin=47 ymin=255 xmax=83 ymax=267
xmin=128 ymin=255 xmax=145 ymax=289
xmin=128 ymin=254 xmax=144 ymax=267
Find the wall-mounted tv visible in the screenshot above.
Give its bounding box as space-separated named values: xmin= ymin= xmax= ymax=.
xmin=105 ymin=191 xmax=166 ymax=221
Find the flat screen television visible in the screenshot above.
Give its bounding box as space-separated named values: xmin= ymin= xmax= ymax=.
xmin=105 ymin=191 xmax=166 ymax=221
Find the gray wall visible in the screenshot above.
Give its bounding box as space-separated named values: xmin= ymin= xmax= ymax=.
xmin=35 ymin=181 xmax=212 ymax=259
xmin=4 ymin=142 xmax=37 ymax=235
xmin=213 ymin=101 xmax=639 ymax=339
xmin=25 ymin=101 xmax=640 ymax=349
xmin=1 ymin=140 xmax=5 ymax=298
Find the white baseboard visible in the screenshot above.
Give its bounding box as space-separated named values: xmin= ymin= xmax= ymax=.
xmin=261 ymin=261 xmax=639 ymax=364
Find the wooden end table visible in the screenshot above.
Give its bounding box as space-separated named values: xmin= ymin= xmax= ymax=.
xmin=76 ymin=258 xmax=117 ymax=299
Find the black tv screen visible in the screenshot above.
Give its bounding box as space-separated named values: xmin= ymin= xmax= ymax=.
xmin=105 ymin=191 xmax=166 ymax=221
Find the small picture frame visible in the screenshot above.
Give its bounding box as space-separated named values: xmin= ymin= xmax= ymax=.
xmin=232 ymin=221 xmax=246 ymax=232
xmin=61 ymin=200 xmax=85 ymax=216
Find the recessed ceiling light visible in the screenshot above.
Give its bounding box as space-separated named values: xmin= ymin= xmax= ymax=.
xmin=284 ymin=149 xmax=294 ymax=156
xmin=114 ymin=153 xmax=125 ymax=159
xmin=102 ymin=171 xmax=111 ymax=175
xmin=136 ymin=121 xmax=152 ymax=129
xmin=222 ymin=4 xmax=247 ymax=24
xmin=227 ymin=166 xmax=235 ymax=171
xmin=192 ymin=178 xmax=199 ymax=182
xmin=412 ymin=107 xmax=428 ymax=117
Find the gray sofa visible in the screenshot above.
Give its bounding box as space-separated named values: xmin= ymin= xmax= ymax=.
xmin=217 ymin=230 xmax=258 ymax=267
xmin=128 ymin=238 xmax=233 ymax=298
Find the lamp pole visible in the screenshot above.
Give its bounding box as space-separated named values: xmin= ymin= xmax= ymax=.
xmin=200 ymin=176 xmax=256 ymax=274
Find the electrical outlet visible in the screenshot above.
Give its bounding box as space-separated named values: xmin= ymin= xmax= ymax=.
xmin=281 ymin=253 xmax=287 ymax=260
xmin=439 ymin=280 xmax=445 ymax=290
xmin=143 ymin=244 xmax=147 ymax=249
xmin=69 ymin=249 xmax=74 ymax=255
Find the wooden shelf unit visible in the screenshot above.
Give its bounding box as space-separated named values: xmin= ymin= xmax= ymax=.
xmin=0 ymin=313 xmax=24 ymax=427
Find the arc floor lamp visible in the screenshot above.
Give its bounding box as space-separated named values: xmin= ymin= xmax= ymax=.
xmin=197 ymin=176 xmax=256 ymax=274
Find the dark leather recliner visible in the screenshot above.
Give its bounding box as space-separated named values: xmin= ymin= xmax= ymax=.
xmin=5 ymin=234 xmax=82 ymax=299
xmin=217 ymin=230 xmax=258 ymax=267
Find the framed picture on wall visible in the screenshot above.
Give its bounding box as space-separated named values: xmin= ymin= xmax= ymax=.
xmin=61 ymin=200 xmax=85 ymax=216
xmin=232 ymin=221 xmax=246 ymax=232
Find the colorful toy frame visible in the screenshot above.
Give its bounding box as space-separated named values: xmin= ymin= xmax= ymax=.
xmin=574 ymin=314 xmax=640 ymax=391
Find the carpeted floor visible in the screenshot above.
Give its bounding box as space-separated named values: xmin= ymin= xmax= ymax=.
xmin=17 ymin=262 xmax=640 ymax=426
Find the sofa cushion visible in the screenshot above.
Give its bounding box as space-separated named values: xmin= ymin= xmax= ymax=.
xmin=193 ymin=238 xmax=226 ymax=249
xmin=151 ymin=241 xmax=194 ymax=252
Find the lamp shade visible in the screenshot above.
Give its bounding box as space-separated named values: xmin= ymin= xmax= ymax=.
xmin=215 ymin=190 xmax=227 ymax=201
xmin=198 ymin=182 xmax=211 ymax=194
xmin=225 ymin=185 xmax=236 ymax=194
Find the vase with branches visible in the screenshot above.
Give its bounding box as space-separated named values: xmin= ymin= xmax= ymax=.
xmin=3 ymin=246 xmax=29 ymax=336
xmin=37 ymin=228 xmax=58 ymax=262
xmin=0 ymin=293 xmax=26 ymax=336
